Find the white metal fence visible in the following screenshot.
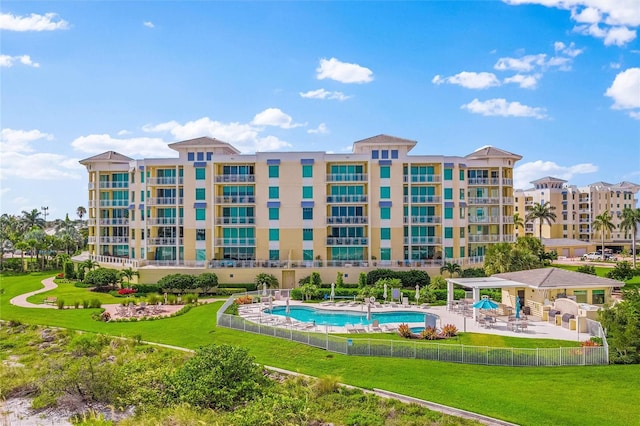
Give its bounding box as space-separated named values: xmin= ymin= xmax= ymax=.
xmin=217 ymin=293 xmax=609 ymax=366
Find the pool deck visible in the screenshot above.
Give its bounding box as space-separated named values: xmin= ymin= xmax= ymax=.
xmin=238 ymin=300 xmax=592 ymax=342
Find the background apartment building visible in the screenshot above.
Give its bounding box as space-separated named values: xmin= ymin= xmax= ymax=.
xmin=515 ymin=177 xmax=639 ymax=253
xmin=80 ymin=135 xmax=520 ymax=277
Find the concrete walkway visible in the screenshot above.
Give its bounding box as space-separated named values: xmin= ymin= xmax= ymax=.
xmin=9 ymin=276 xmax=58 ymax=309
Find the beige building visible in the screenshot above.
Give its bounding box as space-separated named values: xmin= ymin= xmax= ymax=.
xmin=514 ymin=176 xmax=639 ymax=254
xmin=80 ymin=135 xmax=520 ymax=284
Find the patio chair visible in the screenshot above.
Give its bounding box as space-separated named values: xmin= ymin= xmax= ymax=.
xmin=381 ymin=324 xmax=398 ymax=332
xmin=520 ymin=321 xmax=529 ymax=332
xmin=353 ymin=324 xmax=366 ymax=333
xmin=373 ymin=302 xmax=383 ymax=308
xmin=371 ymin=320 xmax=382 ymax=332
xmin=345 ymin=324 xmax=358 ymax=334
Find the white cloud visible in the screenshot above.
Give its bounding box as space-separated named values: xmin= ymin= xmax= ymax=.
xmin=605 ymin=68 xmax=640 ymax=118
xmin=307 ymin=123 xmax=329 ymax=134
xmin=316 ymin=57 xmax=373 ymax=84
xmin=432 ymin=72 xmax=500 ymax=89
xmin=299 ymin=88 xmax=351 ymax=101
xmin=117 ymin=129 xmax=131 ymax=136
xmin=514 ymin=160 xmax=598 ymax=189
xmin=610 ymin=62 xmax=621 ymax=69
xmin=251 ymin=108 xmax=304 ymax=129
xmin=71 ymin=134 xmax=175 ymax=157
xmin=554 ymin=41 xmax=584 ymax=57
xmin=143 ymin=116 xmax=292 ymax=153
xmin=504 ymin=1 xmax=639 ymax=46
xmin=461 ymin=98 xmax=548 ymax=119
xmin=0 ymin=128 xmax=53 ymax=153
xmin=0 ymin=12 xmax=69 ymax=31
xmin=143 ymin=21 xmax=154 ymax=28
xmin=0 ymin=54 xmax=40 ymax=68
xmin=503 ymin=73 xmax=541 ymax=89
xmin=0 ymin=151 xmax=82 ymax=180
xmin=494 ymin=54 xmax=547 ymax=72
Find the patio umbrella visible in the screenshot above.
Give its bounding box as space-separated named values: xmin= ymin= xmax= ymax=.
xmin=262 ymin=282 xmax=268 ymax=297
xmin=515 ymin=295 xmax=521 ymax=319
xmin=367 ymin=302 xmax=371 ymax=321
xmin=415 ymin=284 xmax=420 ymax=303
xmin=471 ymin=297 xmax=498 ymax=310
xmin=383 ymin=283 xmax=388 ymax=301
xmin=330 ymin=282 xmax=335 ymax=302
xmin=286 ymin=297 xmax=290 ymax=315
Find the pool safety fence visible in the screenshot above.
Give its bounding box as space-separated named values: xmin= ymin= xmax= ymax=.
xmin=217 ymin=293 xmax=609 ymax=367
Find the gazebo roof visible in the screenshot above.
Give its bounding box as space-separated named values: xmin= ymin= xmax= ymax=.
xmin=493 ymin=267 xmax=623 ymax=289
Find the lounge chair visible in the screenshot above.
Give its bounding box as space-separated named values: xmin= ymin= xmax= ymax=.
xmin=418 ymin=303 xmax=430 ymax=309
xmin=353 ymin=324 xmax=366 ymax=333
xmin=373 ymin=302 xmax=383 ymax=308
xmin=371 ymin=320 xmax=382 ymax=332
xmin=381 ymin=324 xmax=398 ymax=332
xmin=345 ymin=324 xmax=358 ymax=334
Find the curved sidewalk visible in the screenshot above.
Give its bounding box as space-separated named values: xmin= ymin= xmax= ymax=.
xmin=10 ymin=276 xmax=57 ymax=309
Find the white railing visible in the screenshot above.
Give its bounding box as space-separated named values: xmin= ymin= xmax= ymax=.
xmin=215 ymin=174 xmax=255 ymax=183
xmin=147 ymin=238 xmax=183 ymax=246
xmin=468 ymin=234 xmax=502 ymax=243
xmin=146 ymin=197 xmax=184 ymax=206
xmin=468 ymin=178 xmax=501 ymax=186
xmin=215 ymin=238 xmax=256 ymax=246
xmin=403 ymin=216 xmax=441 ymax=224
xmin=326 ymin=237 xmax=368 ymax=245
xmin=326 ymin=173 xmax=368 ymax=182
xmin=147 ymin=177 xmax=183 ymax=185
xmin=216 ymin=217 xmax=256 ymax=225
xmin=98 ymin=181 xmax=129 ymax=189
xmin=467 ymin=197 xmax=501 ymax=205
xmin=403 ymin=237 xmax=442 ymax=245
xmin=215 ymin=196 xmax=256 ymax=204
xmin=327 ymin=217 xmax=368 ymax=224
xmin=98 ymin=218 xmax=129 ymax=226
xmin=403 ymin=196 xmax=441 ymax=204
xmin=90 ymin=254 xmax=139 ymax=268
xmin=403 ymin=175 xmax=441 ymax=183
xmin=147 ymin=217 xmax=183 ymax=225
xmin=326 ymin=195 xmax=368 ymax=203
xmin=98 ymin=236 xmax=129 ymax=244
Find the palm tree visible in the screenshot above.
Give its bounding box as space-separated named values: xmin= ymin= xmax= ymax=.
xmin=76 ymin=206 xmax=87 ymax=227
xmin=513 ymin=212 xmax=525 ymax=237
xmin=525 ymin=202 xmax=557 ymax=241
xmin=619 ymin=207 xmax=640 ymax=268
xmin=119 ymin=267 xmax=139 ymax=288
xmin=440 ymin=261 xmax=462 ymax=278
xmin=592 ymin=210 xmax=615 ymax=258
xmin=81 ymin=258 xmax=99 ymax=272
xmin=20 ymin=209 xmax=45 ymax=232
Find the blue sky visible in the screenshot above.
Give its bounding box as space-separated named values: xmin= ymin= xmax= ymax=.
xmin=1 ymin=1 xmax=639 ymax=220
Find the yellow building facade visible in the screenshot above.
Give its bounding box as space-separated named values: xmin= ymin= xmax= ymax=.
xmin=80 ymin=135 xmax=521 ymax=273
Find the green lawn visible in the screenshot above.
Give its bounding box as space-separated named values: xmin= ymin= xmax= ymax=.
xmin=554 ymin=264 xmax=640 ymax=288
xmin=26 ymin=279 xmax=122 ymax=306
xmin=2 ymin=272 xmax=640 ymax=426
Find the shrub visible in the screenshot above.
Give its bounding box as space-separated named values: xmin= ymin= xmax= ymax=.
xmin=420 ymin=327 xmax=439 ymax=340
xmin=235 ymin=295 xmax=253 ymax=305
xmin=195 ymin=272 xmax=218 ymax=294
xmin=607 ymin=261 xmax=634 ymax=281
xmin=254 ymin=272 xmax=278 ymax=289
xmin=74 ymin=300 xmax=80 ymax=309
xmin=56 ymin=272 xmax=64 ymax=279
xmin=63 ymin=261 xmax=76 ymax=279
xmin=336 ymin=271 xmax=344 ymax=287
xmin=182 ymin=293 xmax=198 ymax=304
xmin=164 ymin=344 xmax=270 ymax=410
xmin=1 ymin=258 xmax=23 ymax=272
xmin=132 ymin=284 xmax=161 ymax=294
xmin=576 ymin=265 xmax=597 ymax=275
xmin=440 ymin=324 xmax=458 ymax=338
xmin=313 ymin=375 xmax=341 ymax=397
xmin=84 ymin=268 xmax=119 ymax=288
xmin=158 ymin=274 xmax=197 ymax=293
xmin=310 ymin=272 xmax=322 ymax=286
xmin=397 ymin=324 xmax=413 ymax=339
xmin=225 ymin=303 xmax=239 ymax=315
xmin=461 ymin=267 xmax=487 ymax=278
xmin=118 ymin=288 xmax=137 ymax=295
xmin=56 ymin=299 xmax=65 ymax=309
xmin=89 ymin=299 xmax=102 ymax=309
xmin=581 ymin=340 xmax=601 ymax=347
xmin=358 ymin=272 xmax=367 ymax=288
xmin=82 ymin=299 xmax=90 ymax=309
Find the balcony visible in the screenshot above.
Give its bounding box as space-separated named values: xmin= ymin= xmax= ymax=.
xmin=326 ymin=195 xmax=368 ymax=203
xmin=98 ymin=218 xmax=129 ymax=226
xmin=96 ymin=181 xmax=129 ymax=189
xmin=147 ymin=177 xmax=183 ymax=185
xmin=215 ymin=196 xmax=256 ymax=204
xmin=148 ymin=238 xmax=184 ymax=246
xmin=403 ymin=216 xmax=441 ymax=224
xmin=403 ymin=196 xmax=441 ymax=204
xmin=216 ymin=217 xmax=256 ymax=225
xmin=468 ymin=234 xmax=502 ymax=243
xmin=326 ymin=174 xmax=367 ymax=182
xmin=97 ymin=200 xmax=129 ymax=208
xmin=403 ymin=236 xmax=442 ymax=245
xmin=468 ymin=216 xmax=499 ymax=224
xmin=326 ymin=237 xmax=368 ymax=245
xmin=403 ymin=175 xmax=441 ymax=183
xmin=502 ymin=197 xmax=514 ymax=204
xmin=98 ymin=236 xmax=129 ymax=244
xmin=214 ymin=238 xmax=256 ymax=246
xmin=146 ymin=197 xmax=183 ymax=206
xmin=467 ymin=197 xmax=501 ymax=205
xmin=147 ymin=217 xmax=183 ymax=225
xmin=468 ymin=178 xmax=501 ymax=186
xmin=326 ymin=216 xmax=368 ymax=225
xmin=214 ymin=174 xmax=255 ymax=183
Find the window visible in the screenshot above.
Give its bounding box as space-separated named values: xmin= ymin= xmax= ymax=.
xmin=303 ymin=228 xmax=313 ymax=241
xmin=269 ymin=186 xmax=279 ymax=199
xmin=371 ymin=150 xmax=379 ymax=159
xmin=302 ymin=165 xmax=313 ymax=178
xmin=444 ymin=247 xmax=453 ymax=258
xmin=459 ymin=189 xmax=465 ymax=200
xmin=303 ymin=249 xmax=313 ymax=261
xmin=195 ymin=168 xmax=205 ymax=180
xmin=269 ymin=229 xmax=279 ymax=241
xmin=195 ymin=188 xmax=205 ymax=200
xmin=197 ymin=152 xmax=204 ymax=161
xmin=268 ymin=208 xmax=279 ymax=220
xmin=460 ymin=228 xmax=465 ymax=238
xmin=460 ymin=247 xmax=465 ymax=258
xmin=391 ymin=150 xmax=398 ymax=159
xmin=459 ymin=170 xmax=465 ymax=180
xmin=380 ymin=248 xmax=391 ymax=260
xmin=196 ymin=229 xmax=206 ymax=241
xmin=381 ymin=150 xmax=389 ymax=159
xmin=444 ymin=227 xmax=453 ymax=238
xmin=444 ymin=188 xmax=453 ymax=200
xmin=206 ymin=152 xmax=213 ymax=161
xmin=380 ymin=166 xmax=390 ymax=179
xmin=302 ymin=186 xmax=313 ymax=199
xmin=444 ymin=168 xmax=453 ymax=180
xmin=592 ymin=290 xmax=605 ymax=304
xmin=187 ymin=152 xmax=194 ymax=161
xmin=574 ymin=290 xmax=588 ymax=304
xmin=140 ymin=192 xmax=144 ymax=202
xmin=195 ymin=208 xmax=205 ymax=220
xmin=380 ymin=207 xmax=391 ymax=220
xmin=380 ymin=186 xmax=391 ymax=199
xmin=268 ymin=165 xmax=279 ymax=178
xmin=381 ymin=228 xmax=391 ymax=240
xmin=269 ymin=250 xmax=279 ymax=260
xmin=302 ymin=207 xmax=313 ymax=220
xmin=444 ymin=207 xmax=453 ymax=219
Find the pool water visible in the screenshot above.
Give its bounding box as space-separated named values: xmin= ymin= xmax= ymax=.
xmin=268 ymin=305 xmax=437 ymax=326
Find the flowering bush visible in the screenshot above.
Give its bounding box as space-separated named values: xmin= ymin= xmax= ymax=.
xmin=397 ymin=323 xmax=413 ymax=339
xmin=581 ymin=340 xmax=602 ymax=347
xmin=56 ymin=273 xmax=64 ymax=279
xmin=118 ymin=288 xmax=137 ymax=295
xmin=235 ymin=295 xmax=254 ymax=305
xmin=440 ymin=324 xmax=459 ymax=338
xmin=420 ymin=326 xmax=440 ymax=340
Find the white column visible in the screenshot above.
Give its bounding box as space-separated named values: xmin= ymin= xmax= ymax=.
xmin=472 ymin=287 xmax=481 ymax=320
xmin=446 ymin=279 xmax=454 ymax=310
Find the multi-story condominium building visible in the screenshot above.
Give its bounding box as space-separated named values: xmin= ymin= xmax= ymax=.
xmin=514 ymin=176 xmax=639 ymax=251
xmin=80 ymin=135 xmax=520 ymax=279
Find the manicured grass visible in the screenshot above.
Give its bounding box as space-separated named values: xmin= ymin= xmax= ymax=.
xmin=2 ymin=273 xmax=640 ymax=426
xmin=26 ymin=279 xmax=122 ymax=306
xmin=554 ymin=264 xmax=640 ymax=288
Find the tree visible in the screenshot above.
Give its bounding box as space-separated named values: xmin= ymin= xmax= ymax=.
xmin=76 ymin=206 xmax=87 ymax=227
xmin=254 ymin=272 xmax=279 ymax=289
xmin=440 ymin=262 xmax=461 ymax=278
xmin=20 ymin=208 xmax=46 ymax=232
xmin=195 ymin=272 xmax=218 ymax=294
xmin=593 ymin=210 xmax=615 ymax=257
xmin=81 ymin=258 xmax=100 ymax=272
xmin=513 ymin=212 xmax=525 ymax=236
xmin=620 ymin=207 xmax=640 ymax=268
xmin=84 ymin=268 xmax=119 ymax=288
xmin=600 ymin=289 xmax=640 ymax=364
xmin=118 ymin=267 xmax=140 ymax=288
xmin=484 ymin=239 xmax=543 ymax=275
xmin=525 ymin=202 xmax=557 ymax=240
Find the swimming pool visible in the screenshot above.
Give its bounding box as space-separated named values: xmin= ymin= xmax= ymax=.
xmin=268 ymin=305 xmax=438 ymax=327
